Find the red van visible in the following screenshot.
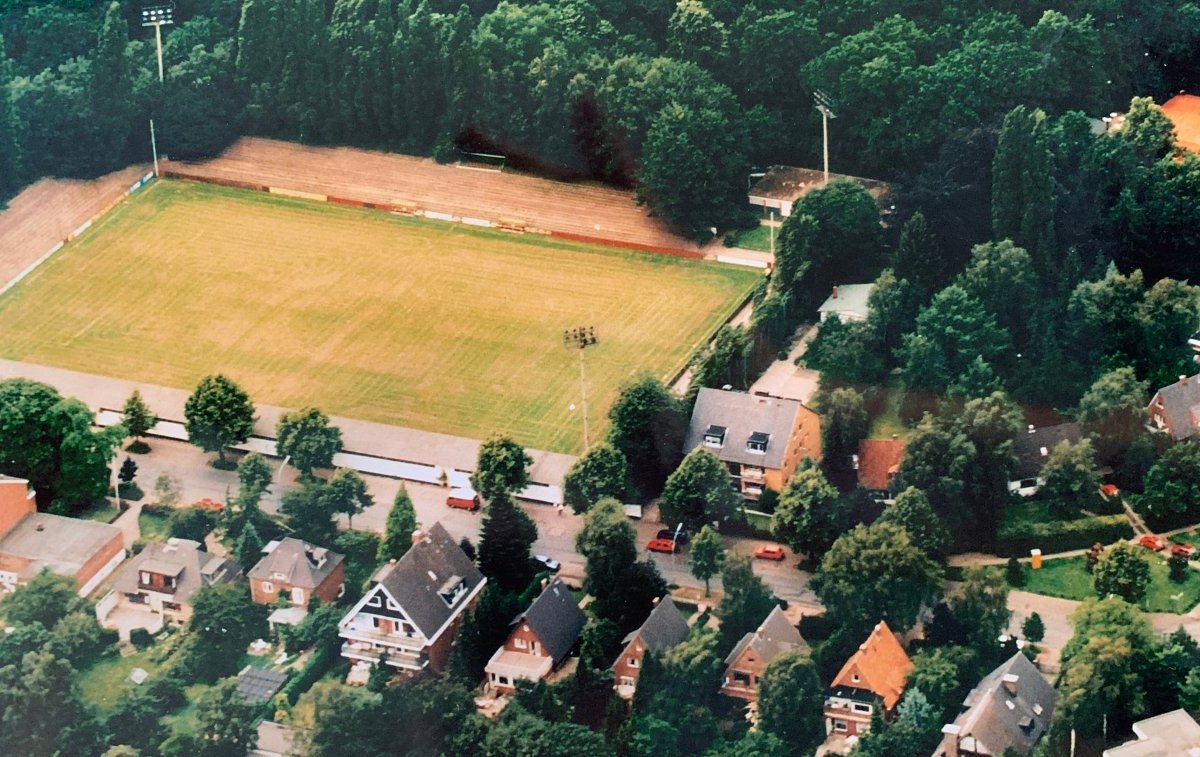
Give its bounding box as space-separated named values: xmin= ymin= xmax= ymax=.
xmin=446 ymin=488 xmax=481 ymax=511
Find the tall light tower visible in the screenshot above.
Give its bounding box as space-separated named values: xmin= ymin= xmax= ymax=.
xmin=563 ymin=326 xmax=598 ymax=452
xmin=814 ymin=90 xmax=837 ymax=185
xmin=141 ymin=3 xmax=175 ymax=83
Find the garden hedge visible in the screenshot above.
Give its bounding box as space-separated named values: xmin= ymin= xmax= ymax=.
xmin=996 ymin=514 xmax=1133 ymax=557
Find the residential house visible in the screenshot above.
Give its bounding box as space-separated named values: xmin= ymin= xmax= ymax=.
xmin=935 ymin=652 xmax=1058 ymax=757
xmin=1163 ymin=94 xmax=1200 ymax=154
xmin=824 ymin=620 xmax=913 ymax=737
xmin=248 ymin=538 xmax=345 ymax=607
xmin=1147 ymin=373 xmax=1200 ymax=440
xmin=683 ymin=388 xmax=822 ymax=501
xmin=857 ymin=439 xmax=906 ymax=504
xmin=613 ymin=596 xmax=691 ymax=699
xmin=98 ymin=538 xmax=240 ymax=629
xmin=1008 ymin=423 xmax=1082 ymax=497
xmin=339 ymin=522 xmax=485 ymax=673
xmin=720 ymin=605 xmax=808 ymax=702
xmin=486 ymin=577 xmax=586 ymax=695
xmin=1103 ymin=709 xmax=1200 ymax=757
xmin=747 ymin=165 xmax=893 ymax=218
xmin=0 ymin=475 xmax=125 ymax=598
xmin=817 ymin=284 xmax=875 ymax=323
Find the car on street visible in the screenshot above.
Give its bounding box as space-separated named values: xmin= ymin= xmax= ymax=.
xmin=1139 ymin=534 xmax=1167 ymax=552
xmin=1100 ymin=484 xmax=1120 ymax=499
xmin=533 ymin=554 xmax=561 ymax=573
xmin=656 ymin=528 xmax=691 ymax=544
xmin=754 ymin=545 xmax=786 ymax=561
xmin=1171 ymin=543 xmax=1197 ymax=559
xmin=647 ymin=538 xmax=680 ymax=554
xmin=446 ymin=488 xmax=481 ymax=511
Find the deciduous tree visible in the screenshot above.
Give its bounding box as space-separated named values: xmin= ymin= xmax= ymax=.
xmin=1039 ymin=439 xmax=1102 ymax=518
xmin=323 ymin=467 xmax=373 ymax=528
xmin=562 ymin=442 xmax=631 ymax=514
xmin=819 ymin=387 xmax=869 ymax=489
xmin=661 ymin=448 xmax=741 ymax=530
xmin=184 ymin=375 xmax=256 ymax=466
xmin=716 ymin=554 xmax=777 ymax=646
xmin=688 ymin=524 xmax=724 ymax=595
xmin=877 ymin=487 xmax=950 ymax=557
xmin=607 ymin=375 xmax=686 ymax=496
xmin=276 ymin=407 xmax=343 ymax=477
xmin=898 ymin=285 xmax=1010 ymax=393
xmin=121 ymin=390 xmax=155 ymax=452
xmin=471 ymin=435 xmax=532 ymax=503
xmin=1094 ymin=542 xmax=1152 ymax=604
xmin=757 ymin=650 xmax=824 ymax=753
xmin=1077 ymin=366 xmax=1149 ymax=463
xmin=771 ymin=461 xmax=847 ymax=560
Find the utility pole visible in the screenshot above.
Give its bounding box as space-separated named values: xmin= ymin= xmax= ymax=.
xmin=150 ymin=119 xmax=159 ymax=177
xmin=140 ymin=3 xmax=175 ymax=83
xmin=562 ymin=326 xmax=598 ymax=452
xmin=814 ymin=90 xmax=837 ymax=185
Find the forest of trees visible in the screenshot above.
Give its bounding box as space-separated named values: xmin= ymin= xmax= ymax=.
xmin=2 ymin=0 xmax=1199 ymax=237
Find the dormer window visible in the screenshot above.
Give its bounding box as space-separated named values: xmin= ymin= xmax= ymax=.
xmin=747 ymin=432 xmax=770 ymax=454
xmin=438 ymin=576 xmax=467 ymax=606
xmin=704 ymin=425 xmax=726 ymax=448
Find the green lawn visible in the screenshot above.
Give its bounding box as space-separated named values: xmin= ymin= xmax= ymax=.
xmin=78 ymin=648 xmax=165 ymax=715
xmin=138 ymin=509 xmax=172 ymax=544
xmin=867 ymin=384 xmax=910 ymax=440
xmin=730 ymin=224 xmax=776 ymax=252
xmin=0 ymin=180 xmax=758 ymax=454
xmin=1020 ymin=554 xmax=1200 ymax=613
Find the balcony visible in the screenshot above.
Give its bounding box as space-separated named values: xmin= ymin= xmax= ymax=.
xmin=740 ymin=466 xmax=766 ymax=484
xmin=341 ymin=641 xmax=426 ymax=670
xmin=340 ymin=624 xmax=424 ymax=651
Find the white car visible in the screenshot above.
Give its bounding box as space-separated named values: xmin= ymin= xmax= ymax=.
xmin=534 ymin=554 xmax=561 ymax=573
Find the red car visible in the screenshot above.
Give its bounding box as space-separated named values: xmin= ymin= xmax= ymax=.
xmin=754 ymin=545 xmax=786 ymax=561
xmin=1139 ymin=535 xmax=1167 ymax=552
xmin=1100 ymin=484 xmax=1120 ymax=499
xmin=1171 ymin=543 xmax=1197 ymax=559
xmin=445 ymin=489 xmax=481 ymax=511
xmin=647 ymin=538 xmax=679 ymax=554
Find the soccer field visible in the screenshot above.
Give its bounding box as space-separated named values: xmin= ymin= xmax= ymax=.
xmin=0 ymin=181 xmax=758 ymax=453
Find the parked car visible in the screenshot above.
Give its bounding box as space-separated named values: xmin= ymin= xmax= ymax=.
xmin=446 ymin=488 xmax=481 ymax=511
xmin=1171 ymin=543 xmax=1196 ymax=559
xmin=647 ymin=538 xmax=680 ymax=554
xmin=1100 ymin=484 xmax=1120 ymax=499
xmin=533 ymin=554 xmax=561 ymax=573
xmin=1139 ymin=534 xmax=1167 ymax=552
xmin=656 ymin=528 xmax=691 ymax=545
xmin=754 ymin=545 xmax=786 ymax=561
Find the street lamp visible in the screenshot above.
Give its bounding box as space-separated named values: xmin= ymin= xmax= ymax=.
xmin=140 ymin=3 xmax=175 ymax=83
xmin=814 ymin=90 xmax=837 ymax=185
xmin=562 ymin=326 xmax=598 ymax=451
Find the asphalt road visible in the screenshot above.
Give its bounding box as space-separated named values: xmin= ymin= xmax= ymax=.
xmin=119 ymin=437 xmax=821 ymax=607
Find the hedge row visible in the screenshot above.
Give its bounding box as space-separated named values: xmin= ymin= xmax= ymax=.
xmin=996 ymin=514 xmax=1133 ymax=557
xmin=278 ymin=643 xmax=339 ymax=705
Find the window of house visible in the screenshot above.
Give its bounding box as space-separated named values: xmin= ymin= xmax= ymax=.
xmin=851 ymin=674 xmax=860 ymax=683
xmin=833 ymin=720 xmax=848 ymax=732
xmin=139 ymin=571 xmax=150 ymax=585
xmin=515 ymin=638 xmax=528 ymax=649
xmin=1020 ymin=478 xmax=1038 ymax=489
xmin=498 ymin=676 xmax=510 ymax=686
xmin=629 ymin=657 xmax=639 ymax=668
xmin=852 ymin=703 xmax=871 ymax=714
xmin=703 ymin=425 xmax=726 ymax=448
xmin=733 ymin=672 xmax=751 ymax=685
xmin=367 ymin=594 xmax=382 ymax=607
xmin=386 ymin=597 xmax=400 ymax=611
xmin=262 ymin=581 xmax=274 ymax=593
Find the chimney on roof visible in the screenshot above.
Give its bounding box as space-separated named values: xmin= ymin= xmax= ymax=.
xmin=1002 ymin=673 xmax=1019 ymax=696
xmin=941 ymin=724 xmax=962 ymax=757
xmin=1027 ymin=424 xmax=1035 ymax=434
xmin=652 ymin=596 xmax=661 ymax=607
xmin=540 ymin=577 xmax=549 ymax=590
xmin=832 ymin=285 xmax=839 ymax=299
xmin=411 ymin=529 xmax=424 ymax=546
xmin=1181 ymin=375 xmax=1189 ymax=385
xmin=891 ymin=433 xmax=899 ymax=440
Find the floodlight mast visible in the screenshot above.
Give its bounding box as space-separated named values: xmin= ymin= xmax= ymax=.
xmin=814 ymin=90 xmax=837 ymax=185
xmin=562 ymin=326 xmax=598 ymax=451
xmin=141 ymin=3 xmax=175 ymax=83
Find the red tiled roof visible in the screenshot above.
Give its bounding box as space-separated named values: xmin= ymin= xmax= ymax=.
xmin=857 ymin=439 xmax=905 ymax=491
xmin=830 ymin=621 xmax=913 ymax=710
xmin=1164 ymin=94 xmax=1200 ymax=154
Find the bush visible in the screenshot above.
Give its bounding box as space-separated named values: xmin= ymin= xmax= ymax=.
xmin=1170 ymin=552 xmax=1189 ymax=583
xmin=127 ymin=440 xmax=151 ymax=454
xmin=278 ymin=643 xmax=338 ymax=705
xmin=995 ymin=514 xmax=1133 ymax=557
xmin=129 ymin=628 xmax=154 ymax=649
xmin=118 ymin=482 xmax=144 ymax=501
xmin=1005 ymin=556 xmax=1025 ymax=587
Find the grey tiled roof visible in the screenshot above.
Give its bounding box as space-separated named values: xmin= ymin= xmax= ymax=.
xmin=1012 ymin=423 xmax=1082 ymax=480
xmin=1150 ymin=374 xmax=1200 ymax=440
xmin=724 ymin=605 xmax=807 ymax=666
xmin=516 ymin=578 xmax=586 ymax=664
xmin=944 ymin=652 xmax=1058 ymax=756
xmin=684 ymin=388 xmax=805 ymax=470
xmin=376 ymin=522 xmax=484 ymax=639
xmin=248 ymin=537 xmax=344 ymax=591
xmin=623 ymin=596 xmax=690 ymax=650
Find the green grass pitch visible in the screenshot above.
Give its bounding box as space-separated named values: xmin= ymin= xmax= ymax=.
xmin=0 ymin=180 xmax=759 ymax=453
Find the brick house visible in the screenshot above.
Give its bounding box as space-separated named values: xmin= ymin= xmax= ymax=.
xmin=613 ymin=596 xmax=690 ymax=699
xmin=248 ymin=538 xmax=345 ymax=607
xmin=683 ymin=388 xmax=822 ymax=501
xmin=339 ymin=523 xmax=485 ymax=673
xmin=856 ymin=439 xmax=906 ymax=504
xmin=720 ymin=606 xmax=808 ymax=701
xmin=824 ymin=620 xmax=913 ymax=737
xmin=99 ymin=538 xmax=241 ymax=628
xmin=1147 ymin=373 xmax=1200 ymax=440
xmin=0 ymin=475 xmax=125 ymax=597
xmin=485 ymin=577 xmax=586 ymax=695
